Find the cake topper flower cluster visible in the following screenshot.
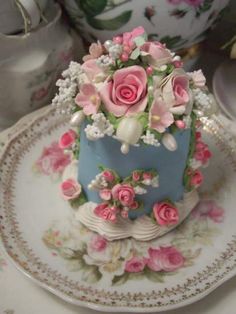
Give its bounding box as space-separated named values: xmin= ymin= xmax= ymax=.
xmin=53 ymin=26 xmax=216 ymax=154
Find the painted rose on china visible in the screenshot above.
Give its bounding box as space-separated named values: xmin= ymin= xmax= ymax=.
xmin=101 ymin=65 xmax=148 ymax=117
xmin=140 ymin=41 xmax=172 ymax=68
xmin=147 ymin=246 xmax=185 ymax=271
xmin=161 ymin=68 xmax=190 ymax=114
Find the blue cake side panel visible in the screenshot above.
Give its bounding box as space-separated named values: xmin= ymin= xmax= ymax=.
xmin=78 ymin=128 xmax=191 ymax=218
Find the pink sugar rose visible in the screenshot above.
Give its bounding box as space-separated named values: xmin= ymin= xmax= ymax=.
xmin=147 ymin=246 xmax=185 ymax=272
xmin=162 ymin=69 xmax=190 ymax=110
xmin=112 ymin=184 xmax=135 ymax=207
xmin=60 ymin=178 xmax=81 ymax=200
xmin=90 ymin=234 xmax=107 ymax=252
xmin=36 ymin=142 xmax=71 ymax=175
xmin=143 ymin=172 xmax=153 ymax=180
xmin=190 ymin=170 xmax=203 ymax=187
xmin=125 ymin=256 xmax=146 ymax=273
xmin=188 ymin=69 xmax=206 ymax=87
xmin=102 ymin=170 xmax=115 ymax=182
xmin=94 ymin=203 xmax=117 ymax=222
xmin=140 ymin=41 xmax=172 ymax=68
xmin=132 ymin=171 xmax=141 ymax=181
xmin=100 ymin=65 xmax=148 ymax=117
xmin=75 ymin=83 xmax=100 ymax=115
xmin=149 ymin=96 xmax=174 ymax=133
xmin=193 ymin=200 xmax=225 ymax=223
xmin=153 ymin=201 xmax=179 ymax=226
xmin=59 ymin=129 xmax=77 ymax=149
xmin=99 ymin=189 xmax=112 ymax=201
xmin=81 ymin=59 xmax=103 ymax=81
xmin=83 ymin=41 xmax=103 ymax=62
xmin=122 ymin=26 xmax=145 ymax=48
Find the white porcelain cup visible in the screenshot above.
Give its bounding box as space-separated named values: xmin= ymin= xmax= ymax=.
xmin=0 ymin=3 xmax=74 ymax=129
xmin=0 ymin=0 xmax=48 ymax=34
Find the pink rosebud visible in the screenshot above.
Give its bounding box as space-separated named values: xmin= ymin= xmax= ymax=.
xmin=60 ymin=178 xmax=81 ymax=200
xmin=143 ymin=172 xmax=153 ymax=180
xmin=123 ymin=45 xmax=132 ymax=54
xmin=147 ymin=246 xmax=185 ymax=272
xmin=120 ymin=52 xmax=129 ymax=62
xmin=175 ymin=120 xmax=186 ymax=129
xmin=59 ymin=129 xmax=77 ymax=149
xmin=121 ymin=210 xmax=129 ymax=219
xmin=130 ymin=200 xmax=139 ymax=210
xmin=102 ymin=170 xmax=115 ymax=182
xmin=99 ymin=189 xmax=112 ymax=201
xmin=190 ymin=170 xmax=203 ymax=187
xmin=113 ymin=35 xmax=123 ymax=45
xmin=146 ymin=66 xmax=153 ymax=76
xmin=173 ymin=60 xmax=183 ymax=68
xmin=132 ymin=171 xmax=141 ymax=181
xmin=112 ymin=184 xmax=135 ymax=207
xmin=153 ymin=201 xmax=179 ymax=226
xmin=94 ymin=203 xmax=117 ymax=222
xmin=125 ymin=256 xmax=146 ymax=273
xmin=195 ymin=131 xmax=202 ymax=140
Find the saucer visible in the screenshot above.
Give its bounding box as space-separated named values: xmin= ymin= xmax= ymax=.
xmin=1 ymin=106 xmax=236 ymax=312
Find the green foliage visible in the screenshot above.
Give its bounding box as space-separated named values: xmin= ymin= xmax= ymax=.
xmin=69 ymin=191 xmax=87 ymax=209
xmin=112 ymin=272 xmax=130 ymax=286
xmin=144 ymin=268 xmax=165 ymax=283
xmin=86 ymin=11 xmax=132 ymax=30
xmin=78 ymin=0 xmax=107 ymax=16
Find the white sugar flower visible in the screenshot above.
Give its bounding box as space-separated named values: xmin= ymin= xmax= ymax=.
xmin=141 ymin=130 xmax=160 ymax=147
xmin=183 ymin=115 xmax=192 ymax=128
xmin=189 ymin=158 xmax=202 ymax=170
xmin=134 ymin=186 xmax=147 ymax=195
xmin=151 ymin=176 xmax=159 ymax=187
xmin=88 ymin=173 xmax=108 ymax=190
xmin=85 ymin=113 xmax=114 ymax=141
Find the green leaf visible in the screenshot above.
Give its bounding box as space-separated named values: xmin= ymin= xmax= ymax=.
xmin=86 ymin=10 xmax=132 ymax=30
xmin=77 ymin=0 xmax=107 ymax=16
xmin=81 ymin=265 xmax=102 ymax=283
xmin=130 ymin=47 xmax=140 ymax=60
xmin=69 ymin=191 xmax=87 ymax=209
xmin=134 ymin=35 xmax=147 ymax=47
xmin=112 ymin=272 xmax=130 ymax=286
xmin=160 ymin=35 xmax=187 ymax=49
xmin=137 ymin=112 xmax=149 ymax=129
xmin=144 ymin=268 xmax=165 ymax=283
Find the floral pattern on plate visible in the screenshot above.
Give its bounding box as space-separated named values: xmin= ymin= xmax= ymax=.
xmin=43 ymin=199 xmax=224 ymax=285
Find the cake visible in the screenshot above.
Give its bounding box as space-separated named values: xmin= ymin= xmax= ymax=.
xmin=53 ymin=26 xmax=214 ymax=241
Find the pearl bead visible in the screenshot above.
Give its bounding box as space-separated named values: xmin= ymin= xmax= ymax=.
xmin=162 ymin=133 xmax=177 ymax=151
xmin=175 ymin=120 xmax=186 ymax=129
xmin=104 ymin=40 xmax=113 ymax=50
xmin=121 ymin=143 xmax=129 ymax=154
xmin=70 ymin=111 xmax=85 ymax=127
xmin=120 ymin=52 xmax=129 ymax=62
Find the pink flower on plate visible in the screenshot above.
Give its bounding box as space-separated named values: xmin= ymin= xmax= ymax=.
xmin=190 ymin=169 xmax=203 ymax=187
xmin=101 ymin=65 xmax=148 ymax=117
xmin=194 ymin=140 xmax=212 ymax=165
xmin=153 ymin=201 xmax=179 ymax=226
xmin=99 ymin=189 xmax=112 ymax=201
xmin=122 ymin=26 xmax=145 ymax=48
xmin=94 ymin=203 xmax=117 ymax=222
xmin=81 ymin=59 xmax=103 ymax=81
xmin=75 ymin=83 xmax=101 ymax=115
xmin=35 ymin=142 xmax=71 ymax=175
xmin=83 ymin=41 xmax=103 ymax=62
xmin=90 ymin=234 xmax=107 ymax=252
xmin=59 ymin=129 xmax=77 ymax=149
xmin=184 ymin=0 xmax=204 ymax=7
xmin=149 ymin=97 xmax=174 ymax=133
xmin=162 ymin=69 xmax=190 ymax=110
xmin=192 ymin=200 xmax=225 ymax=223
xmin=188 ymin=70 xmax=206 ymax=87
xmin=147 ymin=246 xmax=185 ymax=272
xmin=112 ymin=184 xmax=135 ymax=207
xmin=140 ymin=41 xmax=172 ymax=68
xmin=125 ymin=256 xmax=146 ymax=273
xmin=60 ymin=178 xmax=81 ymax=200
xmin=102 ymin=170 xmax=115 ymax=182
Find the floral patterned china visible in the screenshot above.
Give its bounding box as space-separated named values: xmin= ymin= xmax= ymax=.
xmin=61 ymin=0 xmax=229 ymax=50
xmin=1 ymin=106 xmax=236 ymax=312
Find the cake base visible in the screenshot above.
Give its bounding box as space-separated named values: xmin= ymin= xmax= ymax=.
xmin=75 ymin=190 xmax=199 ymax=241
